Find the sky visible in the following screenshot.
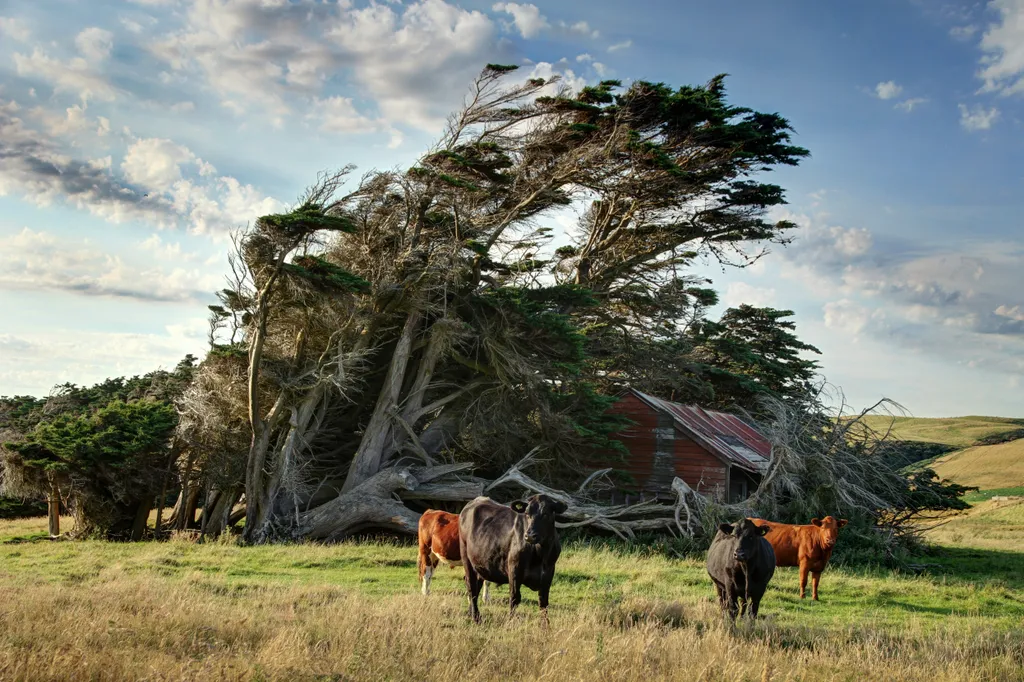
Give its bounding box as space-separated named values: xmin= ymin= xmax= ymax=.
xmin=0 ymin=0 xmax=1022 ymax=418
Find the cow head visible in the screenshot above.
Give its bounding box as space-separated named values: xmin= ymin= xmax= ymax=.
xmin=719 ymin=519 xmax=770 ymax=563
xmin=810 ymin=516 xmax=848 ymax=548
xmin=511 ymin=494 xmax=568 ymax=545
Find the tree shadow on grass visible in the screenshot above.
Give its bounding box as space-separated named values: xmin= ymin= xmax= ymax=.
xmin=915 ymin=545 xmax=1024 ymax=590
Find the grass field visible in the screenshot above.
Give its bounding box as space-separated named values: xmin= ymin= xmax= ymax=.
xmin=928 ymin=439 xmax=1024 ymax=490
xmin=857 ymin=415 xmax=1024 ymax=448
xmin=2 ymin=513 xmax=1023 ymax=682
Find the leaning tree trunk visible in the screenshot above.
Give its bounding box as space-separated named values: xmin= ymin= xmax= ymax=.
xmin=47 ymin=475 xmax=60 ymax=538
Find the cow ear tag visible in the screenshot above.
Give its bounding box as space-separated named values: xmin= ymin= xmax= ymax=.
xmin=511 ymin=500 xmax=527 ymax=513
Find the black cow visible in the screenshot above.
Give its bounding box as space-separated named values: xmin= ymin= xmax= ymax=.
xmin=706 ymin=518 xmax=776 ymax=621
xmin=459 ymin=494 xmax=567 ymax=624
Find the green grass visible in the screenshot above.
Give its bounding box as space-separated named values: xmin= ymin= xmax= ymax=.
xmin=2 ymin=517 xmax=1022 ymax=633
xmin=858 ymin=415 xmax=1024 ymax=448
xmin=2 ymin=514 xmax=1023 ymax=681
xmin=964 ymin=487 xmax=1024 ymax=504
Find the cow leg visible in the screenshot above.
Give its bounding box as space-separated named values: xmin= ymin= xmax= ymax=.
xmin=798 ymin=564 xmax=809 ymax=599
xmin=482 ymin=581 xmax=491 ymax=603
xmin=465 ymin=567 xmax=483 ymax=624
xmin=714 ymin=583 xmax=727 ymax=611
xmin=725 ymin=586 xmax=739 ymax=622
xmin=750 ymin=593 xmax=762 ymax=620
xmin=508 ymin=561 xmax=522 ymax=618
xmin=539 ymin=575 xmax=552 ymax=629
xmin=422 ymin=563 xmax=433 ymax=596
xmin=811 ymin=571 xmax=821 ymax=601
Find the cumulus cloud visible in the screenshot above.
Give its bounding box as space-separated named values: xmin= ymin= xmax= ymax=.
xmin=0 ymin=100 xmax=174 ymax=224
xmin=492 ymin=2 xmax=548 ymax=38
xmin=958 ymin=102 xmax=1000 ymax=131
xmin=722 ymin=281 xmax=777 ymax=308
xmin=874 ymin=80 xmax=903 ymax=100
xmin=608 ymin=40 xmax=632 ymax=52
xmin=771 ymin=205 xmax=1024 ymax=379
xmin=147 ymin=0 xmax=508 ymax=132
xmin=75 ymin=27 xmax=114 ymax=63
xmin=823 ymin=299 xmax=873 ymax=336
xmin=977 ymin=0 xmax=1024 ymax=95
xmin=0 ymin=102 xmax=282 ymax=235
xmin=0 ymin=16 xmax=31 ymax=42
xmin=0 ymin=227 xmax=220 ymax=303
xmin=13 ymin=48 xmax=118 ymax=102
xmin=121 ymin=138 xmax=197 ymax=191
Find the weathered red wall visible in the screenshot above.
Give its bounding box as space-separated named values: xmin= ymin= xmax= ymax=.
xmin=607 ymin=394 xmax=728 ymax=498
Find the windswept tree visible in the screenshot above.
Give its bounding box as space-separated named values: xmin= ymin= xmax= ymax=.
xmin=0 ymin=358 xmax=196 ymax=539
xmin=186 ymin=65 xmax=810 ymax=543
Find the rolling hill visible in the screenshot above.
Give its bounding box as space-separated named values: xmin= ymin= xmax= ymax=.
xmin=857 ymin=414 xmax=1024 ymax=491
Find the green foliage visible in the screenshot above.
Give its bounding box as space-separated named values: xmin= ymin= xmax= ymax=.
xmin=692 ymin=305 xmax=821 ymax=413
xmin=283 ymin=254 xmax=371 ymax=294
xmin=0 ymin=358 xmax=196 ymax=539
xmin=0 ymin=496 xmax=46 ymax=519
xmin=259 ymin=202 xmax=357 ymax=239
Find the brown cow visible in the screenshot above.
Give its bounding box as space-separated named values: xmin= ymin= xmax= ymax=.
xmin=417 ymin=509 xmax=490 ymax=600
xmin=748 ymin=516 xmax=848 ymax=600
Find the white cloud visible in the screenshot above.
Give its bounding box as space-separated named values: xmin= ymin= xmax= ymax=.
xmin=576 ymin=53 xmax=593 ymax=63
xmin=958 ymin=102 xmax=1000 ymax=131
xmin=492 ymin=2 xmax=548 ymax=38
xmin=150 ymin=0 xmax=503 ymax=132
xmin=995 ymin=304 xmax=1024 ymax=321
xmin=950 ymin=24 xmax=978 ymax=41
xmin=0 ymin=16 xmax=31 ymax=42
xmin=0 ymin=228 xmax=219 ymax=303
xmin=608 ymin=40 xmax=632 ymax=52
xmin=121 ymin=17 xmax=145 ymax=34
xmin=13 ymin=48 xmax=118 ymax=102
xmin=874 ymin=80 xmax=903 ymax=100
xmin=823 ymin=299 xmax=872 ymax=336
xmin=0 ymin=100 xmax=173 ymax=224
xmin=722 ymin=281 xmax=777 ymax=308
xmin=895 ymin=97 xmax=928 ymax=112
xmin=0 ymin=323 xmax=209 ymax=399
xmin=122 ymin=138 xmax=196 ymax=191
xmin=977 ymin=0 xmax=1024 ymax=95
xmin=561 ymin=20 xmax=599 ymax=39
xmin=75 ymin=27 xmax=114 ymax=63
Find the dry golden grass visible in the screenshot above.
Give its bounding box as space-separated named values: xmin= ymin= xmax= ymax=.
xmin=930 ymin=439 xmax=1024 ymax=490
xmin=1 ymin=573 xmax=1022 ymax=682
xmin=925 ymin=496 xmax=1024 ymax=552
xmin=1 ymin=515 xmax=1023 ymax=682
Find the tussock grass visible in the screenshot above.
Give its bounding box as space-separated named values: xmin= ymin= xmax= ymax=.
xmin=2 ymin=516 xmax=1023 ymax=681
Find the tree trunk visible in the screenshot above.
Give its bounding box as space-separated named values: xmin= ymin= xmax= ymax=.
xmin=47 ymin=476 xmax=60 ymax=538
xmin=295 ymin=463 xmax=474 ymax=541
xmin=130 ymin=499 xmax=151 ymax=541
xmin=342 ymin=308 xmax=423 ymax=492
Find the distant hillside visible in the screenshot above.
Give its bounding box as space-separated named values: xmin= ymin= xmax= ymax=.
xmin=929 ymin=440 xmax=1024 ymax=491
xmin=857 ymin=415 xmax=1024 ymax=449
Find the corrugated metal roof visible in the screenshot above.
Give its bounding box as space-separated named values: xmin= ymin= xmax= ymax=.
xmin=628 ymin=388 xmax=771 ymax=473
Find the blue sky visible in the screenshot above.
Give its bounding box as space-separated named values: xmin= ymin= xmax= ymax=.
xmin=0 ymin=0 xmax=1022 ymax=417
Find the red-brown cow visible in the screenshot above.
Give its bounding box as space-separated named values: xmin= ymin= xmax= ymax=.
xmin=417 ymin=509 xmax=490 ymax=600
xmin=748 ymin=516 xmax=848 ymax=600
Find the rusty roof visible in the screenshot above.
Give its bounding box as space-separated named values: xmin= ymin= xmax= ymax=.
xmin=628 ymin=388 xmax=771 ymax=473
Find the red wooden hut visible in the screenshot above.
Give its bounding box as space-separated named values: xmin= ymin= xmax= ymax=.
xmin=605 ymin=388 xmax=770 ymax=503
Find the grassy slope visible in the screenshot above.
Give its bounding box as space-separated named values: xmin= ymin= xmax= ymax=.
xmin=1 ymin=516 xmax=1023 ymax=682
xmin=924 ymin=496 xmax=1024 ymax=551
xmin=928 ymin=439 xmax=1024 ymax=490
xmin=857 ymin=415 xmax=1024 ymax=448
xmin=859 ymin=415 xmax=1024 ymax=489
